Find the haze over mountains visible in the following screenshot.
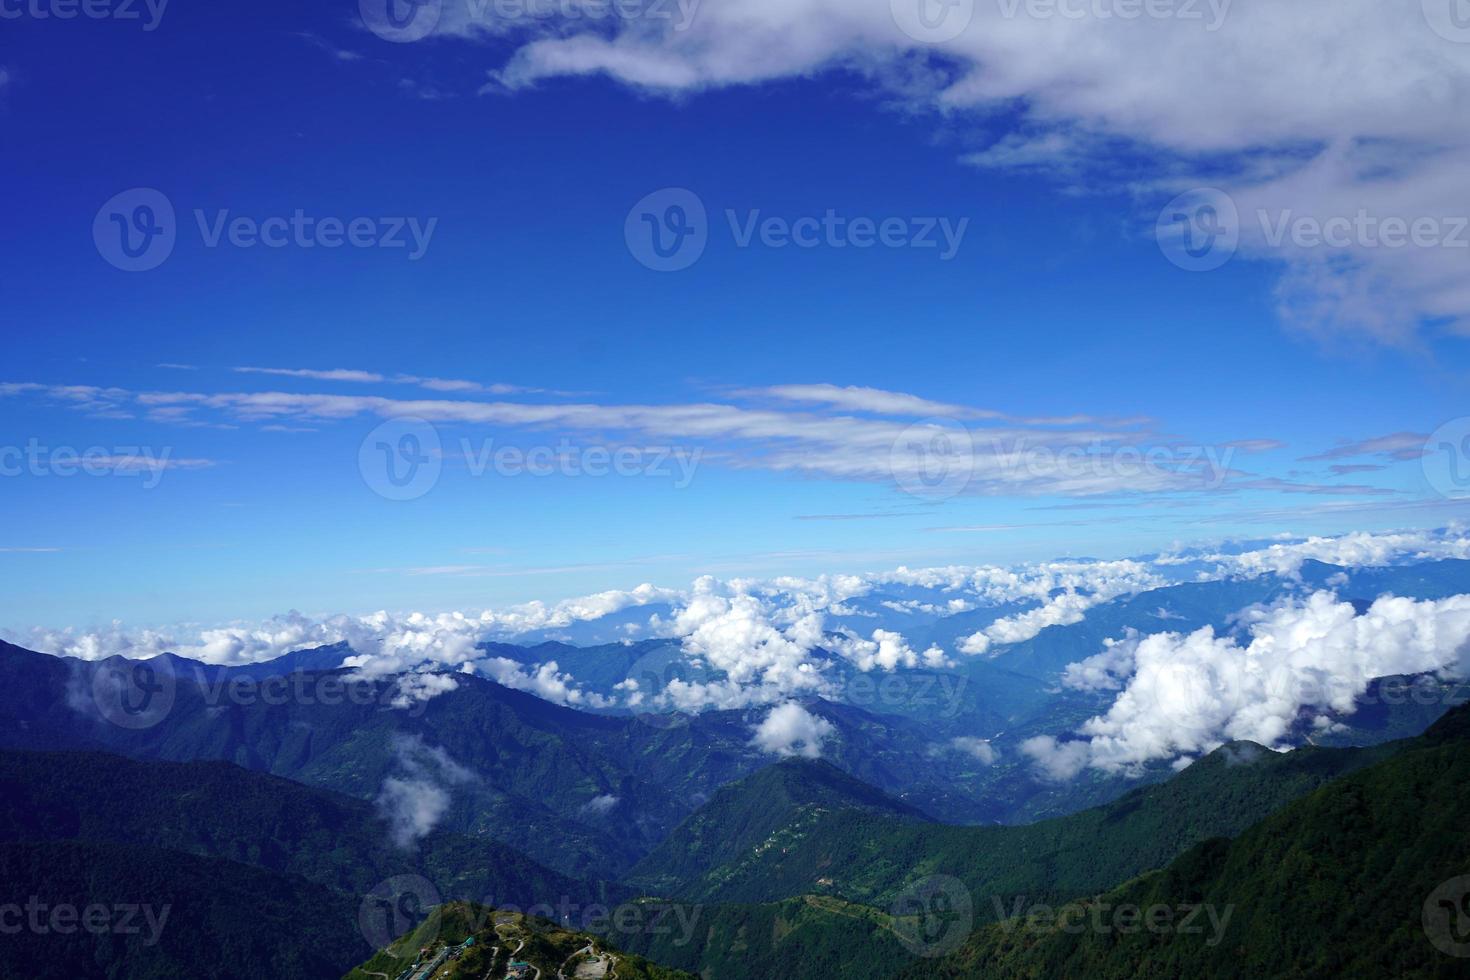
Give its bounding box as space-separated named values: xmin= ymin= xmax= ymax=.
xmin=2 ymin=528 xmax=1470 ymax=976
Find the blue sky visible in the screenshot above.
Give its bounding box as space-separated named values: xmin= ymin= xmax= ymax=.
xmin=3 ymin=0 xmax=1469 ymax=630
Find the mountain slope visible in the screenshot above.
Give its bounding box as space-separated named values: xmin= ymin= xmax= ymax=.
xmin=626 ymin=757 xmax=930 ymax=896
xmin=345 ymin=901 xmax=696 ymax=980
xmin=0 ymin=840 xmax=369 ymax=979
xmin=0 ymin=748 xmax=622 ymax=909
xmin=906 ymin=703 xmax=1470 ymax=978
xmin=628 ymin=733 xmax=1400 ymax=908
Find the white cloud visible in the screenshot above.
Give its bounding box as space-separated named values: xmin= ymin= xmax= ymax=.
xmin=450 ymin=1 xmax=1470 ymax=342
xmin=12 ymin=528 xmax=1470 ymax=718
xmin=1025 ymin=590 xmax=1470 ymax=779
xmin=829 ymin=628 xmax=950 ymax=671
xmin=2 ymin=380 xmax=1262 ymax=498
xmin=750 ymin=702 xmax=836 ymax=759
xmin=472 ymin=657 xmax=613 ymax=708
xmin=375 ymin=734 xmax=475 ymax=847
xmin=234 ymin=367 xmax=384 ymax=382
xmin=1163 ymin=528 xmax=1470 ymax=579
xmin=957 ymin=559 xmax=1164 ymax=654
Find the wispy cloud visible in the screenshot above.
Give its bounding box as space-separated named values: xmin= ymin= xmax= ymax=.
xmin=1 ymin=378 xmax=1381 ymax=500
xmin=233 ymin=366 xmax=541 ymax=396
xmin=1300 ymin=431 xmax=1429 ymax=462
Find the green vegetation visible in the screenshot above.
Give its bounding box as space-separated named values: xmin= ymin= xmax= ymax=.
xmin=902 ymin=704 xmax=1470 ymax=978
xmin=631 ymin=736 xmax=1400 ymax=912
xmin=343 ymin=901 xmax=696 ymax=980
xmin=0 ymin=840 xmax=368 ymax=979
xmin=0 ymin=748 xmax=623 ymax=909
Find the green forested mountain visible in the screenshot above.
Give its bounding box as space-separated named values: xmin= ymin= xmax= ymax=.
xmin=344 ymin=901 xmax=697 ymax=980
xmin=903 ymin=703 xmax=1470 ymax=978
xmin=629 ymin=734 xmax=1399 ymax=909
xmin=0 ymin=840 xmax=370 ymax=979
xmin=0 ymin=748 xmax=622 ymax=908
xmin=619 ymin=703 xmax=1470 ymax=979
xmin=625 ymin=757 xmax=930 ymax=896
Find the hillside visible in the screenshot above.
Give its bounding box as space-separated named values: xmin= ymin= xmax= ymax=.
xmin=903 ymin=702 xmax=1470 ymax=978
xmin=344 ymin=901 xmax=697 ymax=980
xmin=0 ymin=748 xmax=620 ymax=908
xmin=626 ymin=757 xmax=930 ymax=896
xmin=626 ymin=733 xmax=1400 ymax=908
xmin=0 ymin=840 xmax=369 ymax=979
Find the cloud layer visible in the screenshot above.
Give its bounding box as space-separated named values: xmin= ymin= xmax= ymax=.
xmin=1024 ymin=589 xmax=1470 ymax=779
xmin=11 ymin=528 xmax=1468 ymax=721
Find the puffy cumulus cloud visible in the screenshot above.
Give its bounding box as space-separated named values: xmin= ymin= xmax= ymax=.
xmin=479 ymin=583 xmax=682 ymax=636
xmin=456 ymin=1 xmax=1470 ymax=342
xmin=957 ymin=559 xmax=1164 ymax=655
xmin=388 ymin=671 xmax=461 ymax=709
xmin=1024 ymin=591 xmax=1470 ymax=780
xmin=471 ymin=657 xmax=612 ymax=708
xmin=829 ymin=628 xmax=950 ymax=671
xmin=14 ymin=528 xmax=1469 ymax=715
xmin=1161 ymin=527 xmax=1470 ymax=580
xmin=750 ymin=702 xmax=836 ymax=759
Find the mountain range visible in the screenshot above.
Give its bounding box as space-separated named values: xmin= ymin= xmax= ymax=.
xmin=3 ymin=555 xmax=1469 ymax=977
